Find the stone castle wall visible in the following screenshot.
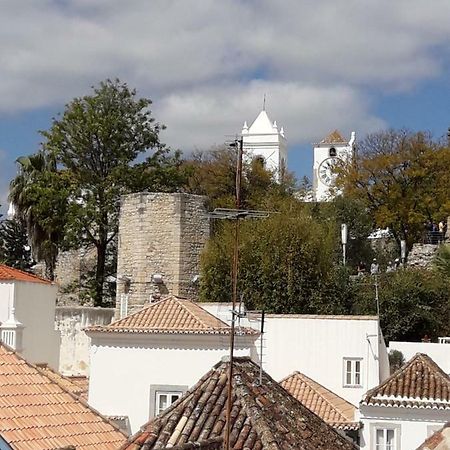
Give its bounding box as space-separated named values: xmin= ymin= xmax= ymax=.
xmin=115 ymin=193 xmax=210 ymax=318
xmin=54 ymin=247 xmax=97 ymax=306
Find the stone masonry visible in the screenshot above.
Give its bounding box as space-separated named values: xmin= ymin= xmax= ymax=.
xmin=115 ymin=193 xmax=210 ymax=318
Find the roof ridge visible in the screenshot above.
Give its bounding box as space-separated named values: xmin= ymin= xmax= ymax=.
xmin=108 ymin=296 xmax=173 ymax=327
xmin=288 ymin=371 xmax=353 ymax=421
xmin=363 ymin=352 xmax=450 ymax=403
xmin=177 ymin=299 xmax=229 ymax=330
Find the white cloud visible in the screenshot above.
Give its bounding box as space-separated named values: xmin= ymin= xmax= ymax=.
xmin=156 ymin=80 xmax=385 ymax=150
xmin=0 ymin=0 xmax=448 ymax=155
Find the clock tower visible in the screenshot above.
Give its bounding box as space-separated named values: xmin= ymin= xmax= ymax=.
xmin=313 ymin=130 xmax=355 ymax=202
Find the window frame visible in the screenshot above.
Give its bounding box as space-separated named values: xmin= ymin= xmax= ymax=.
xmin=370 ymin=423 xmax=401 ymax=450
xmin=149 ymin=384 xmax=188 ymax=419
xmin=343 ymin=357 xmax=363 ymax=388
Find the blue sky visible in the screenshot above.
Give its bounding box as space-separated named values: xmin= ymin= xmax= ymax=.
xmin=1 ymin=1 xmax=450 ymax=214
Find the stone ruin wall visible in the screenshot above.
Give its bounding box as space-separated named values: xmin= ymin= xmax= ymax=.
xmin=115 ymin=192 xmax=210 ymax=318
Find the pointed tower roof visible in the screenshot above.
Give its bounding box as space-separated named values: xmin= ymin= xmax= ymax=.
xmin=361 ymin=353 xmax=450 ymax=409
xmin=320 ymin=130 xmax=348 ymax=144
xmin=121 ymin=357 xmax=357 ymax=449
xmin=280 ymin=371 xmax=358 ymax=431
xmin=248 ymin=110 xmax=277 ymax=134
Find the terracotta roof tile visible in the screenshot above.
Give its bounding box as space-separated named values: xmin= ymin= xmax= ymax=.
xmin=280 ymin=371 xmax=359 ymax=430
xmin=35 ymin=365 xmax=88 ymax=402
xmin=86 ymin=296 xmax=258 ymax=336
xmin=0 ymin=264 xmax=52 ymax=284
xmin=417 ymin=422 xmax=450 ymax=450
xmin=121 ymin=357 xmax=357 ymax=450
xmin=320 ymin=130 xmax=347 ymax=144
xmin=362 ymin=353 xmax=450 ymax=409
xmin=0 ymin=344 xmax=126 ymax=450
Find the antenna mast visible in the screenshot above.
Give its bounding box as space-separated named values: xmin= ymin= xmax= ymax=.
xmin=224 ymin=137 xmax=243 ymax=450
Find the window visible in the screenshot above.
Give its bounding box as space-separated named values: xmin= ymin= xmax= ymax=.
xmin=376 ymin=428 xmax=395 ymax=450
xmin=155 ymin=391 xmax=182 ymax=416
xmin=329 ymin=147 xmax=337 ymax=157
xmin=149 ymin=384 xmax=188 ymax=418
xmin=371 ymin=425 xmax=400 ymax=450
xmin=343 ymin=358 xmax=362 ymax=387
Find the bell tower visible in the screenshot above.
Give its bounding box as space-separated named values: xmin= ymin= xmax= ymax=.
xmin=313 ymin=130 xmax=355 ymax=202
xmin=241 ymin=108 xmax=287 ymax=181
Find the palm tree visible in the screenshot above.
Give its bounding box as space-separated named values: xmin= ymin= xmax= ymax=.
xmin=9 ymin=152 xmax=62 ymax=280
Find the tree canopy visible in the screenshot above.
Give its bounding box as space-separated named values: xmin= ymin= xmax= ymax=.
xmin=338 ymin=129 xmax=450 ymax=248
xmin=10 ymin=79 xmax=187 ymax=305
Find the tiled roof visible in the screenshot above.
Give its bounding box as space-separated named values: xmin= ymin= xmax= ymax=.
xmin=36 ymin=364 xmax=88 ymax=401
xmin=0 ymin=344 xmax=127 ymax=450
xmin=362 ymin=353 xmax=450 ymax=409
xmin=417 ymin=422 xmax=450 ymax=450
xmin=0 ymin=264 xmax=52 ymax=284
xmin=121 ymin=357 xmax=357 ymax=450
xmin=280 ymin=371 xmax=359 ymax=430
xmin=320 ymin=130 xmax=347 ymax=144
xmin=87 ymin=296 xmax=258 ymax=336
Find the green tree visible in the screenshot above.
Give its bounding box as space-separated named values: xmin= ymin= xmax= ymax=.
xmin=351 ymin=269 xmax=450 ymax=341
xmin=9 ymin=153 xmax=68 ymax=279
xmin=338 ymin=129 xmax=450 ymax=249
xmin=184 ymin=146 xmax=296 ymax=210
xmin=200 ymin=200 xmax=347 ymax=313
xmin=0 ymin=217 xmax=33 ymax=270
xmin=11 ymin=79 xmax=187 ymax=305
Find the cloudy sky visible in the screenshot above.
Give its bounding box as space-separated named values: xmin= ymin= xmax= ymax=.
xmin=1 ymin=0 xmax=450 ymax=212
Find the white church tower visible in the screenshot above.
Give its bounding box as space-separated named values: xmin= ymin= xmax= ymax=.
xmin=313 ymin=130 xmax=355 ymax=202
xmin=241 ymin=108 xmax=287 ymax=180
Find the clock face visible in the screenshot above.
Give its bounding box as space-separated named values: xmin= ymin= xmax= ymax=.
xmin=318 ymin=157 xmax=340 ymax=186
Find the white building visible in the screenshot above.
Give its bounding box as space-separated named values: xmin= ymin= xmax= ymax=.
xmin=85 ymin=296 xmax=259 ymax=433
xmin=359 ymin=353 xmax=450 ymax=450
xmin=0 ymin=264 xmax=60 ymax=369
xmin=313 ymin=130 xmax=355 ymax=202
xmin=241 ymin=109 xmax=287 ymax=180
xmin=389 ymin=340 xmax=450 ymax=374
xmin=202 ymin=303 xmax=390 ymax=408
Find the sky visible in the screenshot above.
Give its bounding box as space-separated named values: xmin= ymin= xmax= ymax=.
xmin=0 ymin=0 xmax=450 ymax=214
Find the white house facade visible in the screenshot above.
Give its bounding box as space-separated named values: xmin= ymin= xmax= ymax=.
xmin=0 ymin=264 xmax=60 ymax=369
xmin=359 ymin=353 xmax=450 ymax=450
xmin=201 ymin=303 xmax=390 ymax=408
xmin=313 ymin=130 xmax=355 ymax=202
xmin=241 ymin=109 xmax=287 ymax=180
xmin=86 ymin=296 xmax=259 ymax=433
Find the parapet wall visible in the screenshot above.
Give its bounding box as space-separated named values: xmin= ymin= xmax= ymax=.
xmin=56 ymin=306 xmax=115 ymax=376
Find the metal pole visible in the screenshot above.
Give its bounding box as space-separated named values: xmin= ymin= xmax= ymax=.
xmin=374 ymin=273 xmax=380 ymax=344
xmin=224 ymin=137 xmax=243 ymax=450
xmin=259 ymin=310 xmax=265 ymax=386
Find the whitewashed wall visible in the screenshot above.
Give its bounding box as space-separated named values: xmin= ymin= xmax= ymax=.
xmin=202 ymin=304 xmax=389 ymax=408
xmin=56 ymin=306 xmax=115 ymax=376
xmin=389 ymin=341 xmax=450 ymax=374
xmin=0 ymin=281 xmax=60 ymax=369
xmin=87 ymin=333 xmax=257 ymax=433
xmin=359 ymin=405 xmax=449 ymax=449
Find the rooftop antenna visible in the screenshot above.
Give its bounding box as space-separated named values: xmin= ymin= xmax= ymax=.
xmin=259 ymin=310 xmax=265 ymax=386
xmin=263 ymin=94 xmax=266 ymax=111
xmin=210 ymin=137 xmax=272 ymax=450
